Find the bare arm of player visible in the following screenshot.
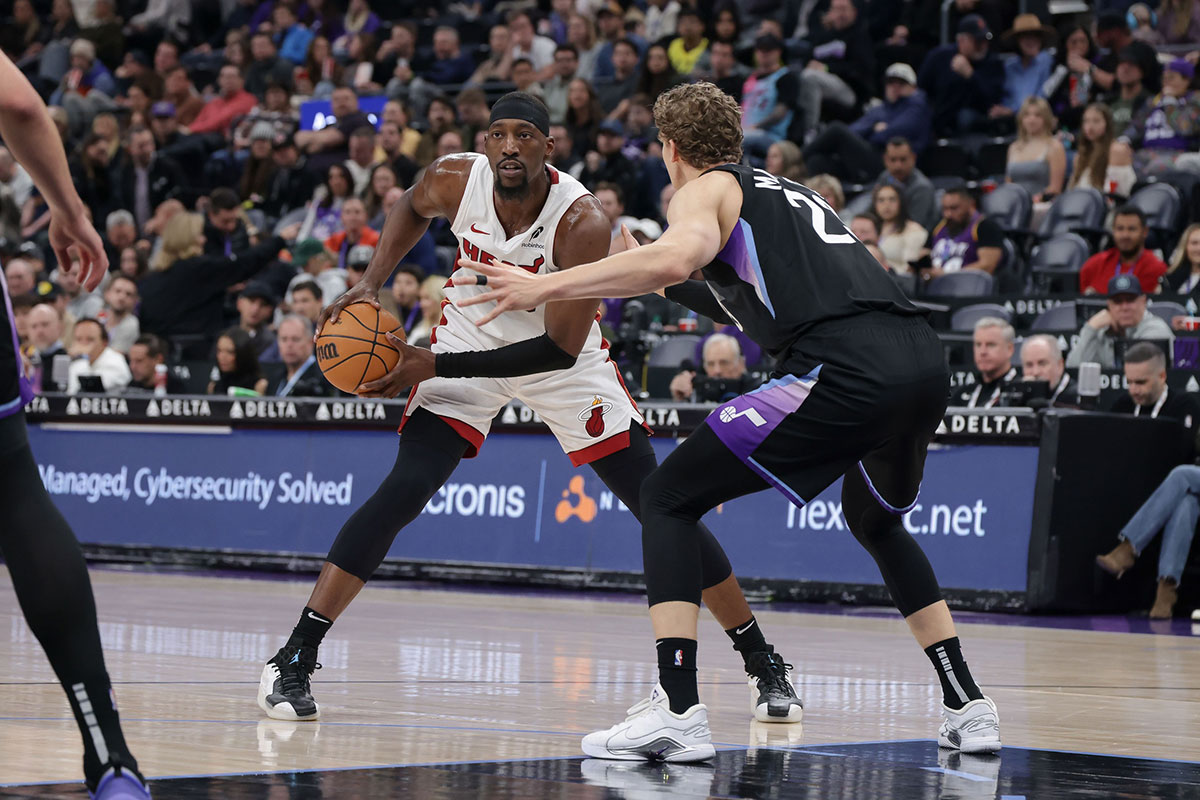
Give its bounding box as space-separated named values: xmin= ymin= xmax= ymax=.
xmin=0 ymin=51 xmax=107 ymax=290
xmin=316 ymin=155 xmax=473 ymax=335
xmin=358 ymin=195 xmax=612 ymax=396
xmin=452 ymin=172 xmax=736 ymax=326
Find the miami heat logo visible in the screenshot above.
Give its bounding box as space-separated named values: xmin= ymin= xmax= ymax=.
xmin=578 ymin=395 xmax=613 ymax=438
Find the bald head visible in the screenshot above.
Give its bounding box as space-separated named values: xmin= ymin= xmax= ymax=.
xmin=4 ymin=258 xmax=35 ymax=296
xmin=702 ymin=333 xmax=746 ymax=379
xmin=1020 ymin=334 xmax=1064 ymax=386
xmin=28 ymin=303 xmax=62 ymax=351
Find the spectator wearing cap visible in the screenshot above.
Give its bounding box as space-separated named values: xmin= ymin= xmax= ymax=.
xmin=740 ymin=34 xmax=800 ymax=163
xmin=1067 ymin=275 xmax=1174 ymax=370
xmin=27 ymin=305 xmax=68 ymax=390
xmin=667 ymin=9 xmax=708 ymax=76
xmin=324 ymin=197 xmax=380 ymax=270
xmin=345 ymin=244 xmax=374 ymax=290
xmin=1078 ymin=205 xmax=1167 ymax=296
xmin=803 ymin=63 xmax=930 ymax=185
xmin=149 ymin=100 xmax=182 ymax=149
xmin=189 ymin=63 xmax=257 ymax=137
xmin=66 ymin=318 xmax=131 ymax=394
xmin=994 ymin=14 xmax=1056 ymax=120
xmin=1093 ymin=11 xmax=1162 ymax=96
xmin=579 ymin=121 xmax=639 ymax=206
xmin=426 ymin=26 xmax=476 ymax=85
xmin=115 ymin=125 xmax=184 ymax=234
xmin=125 ymin=333 xmax=186 ymax=394
xmin=544 ymin=45 xmax=580 ymax=124
xmin=236 ymin=281 xmax=278 ymax=356
xmin=799 ymin=0 xmax=875 ymax=130
xmin=287 ymin=238 xmax=347 ymax=307
xmin=270 ymin=314 xmax=336 ymax=398
xmin=263 ymin=135 xmax=316 ymax=219
xmin=918 ymin=14 xmax=1004 ymax=137
xmin=1101 ymin=46 xmax=1154 ymax=133
xmin=1109 ymin=59 xmax=1200 ymax=185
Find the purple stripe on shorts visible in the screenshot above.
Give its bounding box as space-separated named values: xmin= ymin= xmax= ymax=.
xmin=857 ymin=460 xmax=920 ymax=514
xmin=705 ymin=367 xmax=821 ymax=462
xmin=0 ymin=268 xmax=33 ymax=419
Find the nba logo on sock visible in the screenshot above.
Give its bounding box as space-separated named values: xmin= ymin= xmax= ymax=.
xmin=674 ymin=649 xmax=683 ymax=667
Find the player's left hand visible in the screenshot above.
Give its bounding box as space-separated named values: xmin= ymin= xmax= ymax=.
xmin=48 ymin=206 xmax=108 ymax=292
xmin=451 ymin=258 xmax=550 ymax=326
xmin=357 ymin=333 xmax=436 ymax=398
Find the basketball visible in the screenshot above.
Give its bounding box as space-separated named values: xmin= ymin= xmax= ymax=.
xmin=315 ymin=302 xmax=405 ymax=393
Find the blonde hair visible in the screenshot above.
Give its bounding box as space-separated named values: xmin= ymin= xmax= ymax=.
xmin=1016 ymin=97 xmax=1057 ymax=143
xmin=767 ymin=139 xmax=807 ymax=182
xmin=653 ymin=82 xmax=743 ymax=168
xmin=419 ymin=275 xmax=446 ymax=323
xmin=807 ymin=174 xmax=845 ymax=212
xmin=1169 ymin=222 xmax=1200 ymax=274
xmin=151 ymin=212 xmax=205 ymax=271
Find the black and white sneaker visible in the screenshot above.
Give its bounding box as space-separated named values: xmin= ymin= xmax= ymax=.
xmin=746 ymin=651 xmax=804 ymax=723
xmin=257 ymin=645 xmax=321 ymax=721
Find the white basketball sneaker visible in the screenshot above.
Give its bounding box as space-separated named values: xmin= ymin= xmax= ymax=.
xmin=581 ymin=684 xmax=716 ymax=763
xmin=938 ymin=696 xmax=1002 ymax=753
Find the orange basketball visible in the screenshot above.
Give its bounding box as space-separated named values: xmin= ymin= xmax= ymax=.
xmin=316 ymin=302 xmax=405 ymax=393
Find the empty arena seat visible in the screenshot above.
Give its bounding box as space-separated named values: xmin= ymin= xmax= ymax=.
xmin=646 ymin=335 xmax=703 ymax=369
xmin=1029 ymin=233 xmax=1090 ymax=292
xmin=950 ymin=303 xmax=1012 ymax=332
xmin=920 ymin=140 xmax=971 ymax=179
xmin=925 ymin=270 xmax=994 ymax=297
xmin=975 ymin=138 xmax=1012 ymax=180
xmin=1037 ymin=187 xmax=1107 ymax=241
xmin=1030 ymin=302 xmax=1078 ymax=331
xmin=1147 ymin=300 xmax=1188 ymax=326
xmin=1128 ymin=182 xmax=1183 ymax=252
xmin=981 ymin=183 xmax=1032 ymax=232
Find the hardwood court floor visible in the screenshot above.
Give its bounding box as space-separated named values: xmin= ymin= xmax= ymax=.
xmin=1 ymin=570 xmax=1198 ymax=796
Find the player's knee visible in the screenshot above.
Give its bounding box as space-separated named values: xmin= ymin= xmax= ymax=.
xmin=639 ymin=467 xmax=673 ymax=519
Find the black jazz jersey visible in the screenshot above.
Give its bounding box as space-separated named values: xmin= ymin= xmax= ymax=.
xmin=700 ymin=164 xmax=925 ymax=358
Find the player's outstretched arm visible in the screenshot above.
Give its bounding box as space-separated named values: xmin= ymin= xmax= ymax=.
xmin=0 ymin=51 xmax=107 ymax=290
xmin=317 ymin=155 xmax=472 ymax=335
xmin=453 ymin=172 xmax=733 ymax=326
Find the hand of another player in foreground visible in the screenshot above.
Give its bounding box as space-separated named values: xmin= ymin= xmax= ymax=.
xmin=608 ymin=224 xmax=639 ymax=256
xmin=357 ymin=333 xmax=435 ymax=398
xmin=452 ymin=258 xmax=552 ymax=326
xmin=48 ymin=208 xmax=108 ymax=292
xmin=315 ymin=282 xmax=381 ymax=341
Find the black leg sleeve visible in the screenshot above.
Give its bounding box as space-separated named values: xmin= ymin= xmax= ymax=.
xmin=0 ymin=413 xmax=137 ymax=788
xmin=841 ymin=464 xmax=944 ymax=617
xmin=326 ymin=409 xmax=469 ymax=582
xmin=589 ymin=424 xmax=734 ymax=590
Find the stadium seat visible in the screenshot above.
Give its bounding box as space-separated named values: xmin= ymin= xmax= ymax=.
xmin=950 ymin=303 xmax=1012 ymax=332
xmin=925 ymin=270 xmax=994 ymax=297
xmin=1030 ymin=302 xmax=1078 ymax=331
xmin=1128 ymin=182 xmax=1183 ymax=253
xmin=1030 ymin=233 xmax=1090 ymax=293
xmin=1037 ymin=187 xmax=1107 ymax=245
xmin=920 ymin=140 xmax=971 ymax=179
xmin=975 ymin=138 xmax=1012 ymax=180
xmin=1147 ymin=300 xmax=1188 ymax=326
xmin=981 ymin=183 xmax=1032 ymax=232
xmin=646 ymin=335 xmax=703 ymax=369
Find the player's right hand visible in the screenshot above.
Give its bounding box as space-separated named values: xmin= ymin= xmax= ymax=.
xmin=315 ymin=282 xmax=380 ymax=340
xmin=48 ymin=204 xmax=108 ymax=292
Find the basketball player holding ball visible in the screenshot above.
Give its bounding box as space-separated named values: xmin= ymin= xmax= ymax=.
xmin=258 ymin=93 xmax=804 ymax=735
xmin=456 ymin=83 xmax=1002 ymax=760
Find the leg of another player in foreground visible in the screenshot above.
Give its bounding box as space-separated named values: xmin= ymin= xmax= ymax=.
xmin=0 ymin=413 xmax=151 ymax=798
xmin=258 ymin=409 xmax=468 ymax=721
xmin=582 ymin=420 xmax=1000 ymax=762
xmin=587 ymin=423 xmax=802 ymax=723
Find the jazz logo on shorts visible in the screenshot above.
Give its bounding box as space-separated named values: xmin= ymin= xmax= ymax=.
xmin=578 ymin=395 xmax=614 ymax=438
xmin=719 ymin=405 xmax=767 ymax=427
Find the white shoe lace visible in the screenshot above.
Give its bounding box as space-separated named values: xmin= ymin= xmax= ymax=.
xmin=622 ymin=690 xmax=668 ymax=721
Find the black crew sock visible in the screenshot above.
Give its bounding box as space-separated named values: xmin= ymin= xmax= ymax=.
xmin=924 ymin=637 xmax=984 ymax=710
xmin=67 ymin=676 xmax=139 ymax=791
xmin=724 ymin=616 xmax=772 ymax=668
xmin=287 ymin=607 xmax=333 ymax=651
xmin=656 ymin=638 xmax=699 ymax=714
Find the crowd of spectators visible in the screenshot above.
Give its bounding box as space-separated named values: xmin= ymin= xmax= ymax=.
xmin=1 ymin=0 xmax=1199 ymax=403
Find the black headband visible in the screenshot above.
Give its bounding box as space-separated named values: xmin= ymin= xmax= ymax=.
xmin=489 ymin=93 xmax=550 ymax=136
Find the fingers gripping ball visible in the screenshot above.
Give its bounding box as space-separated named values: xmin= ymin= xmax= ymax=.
xmin=316 ymin=303 xmax=405 ymax=393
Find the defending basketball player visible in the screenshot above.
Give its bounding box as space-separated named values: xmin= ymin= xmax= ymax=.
xmin=258 ymin=93 xmax=803 ymax=728
xmin=455 ymin=83 xmax=1002 ymax=761
xmin=0 ymin=52 xmax=150 ymax=798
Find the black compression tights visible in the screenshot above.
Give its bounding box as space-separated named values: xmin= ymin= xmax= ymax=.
xmin=0 ymin=413 xmax=138 ymax=789
xmin=328 ymin=411 xmax=733 ymax=591
xmin=642 ymin=424 xmax=942 ymax=616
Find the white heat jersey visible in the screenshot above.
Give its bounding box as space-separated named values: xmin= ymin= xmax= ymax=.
xmin=444 ymin=153 xmax=596 ymax=344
